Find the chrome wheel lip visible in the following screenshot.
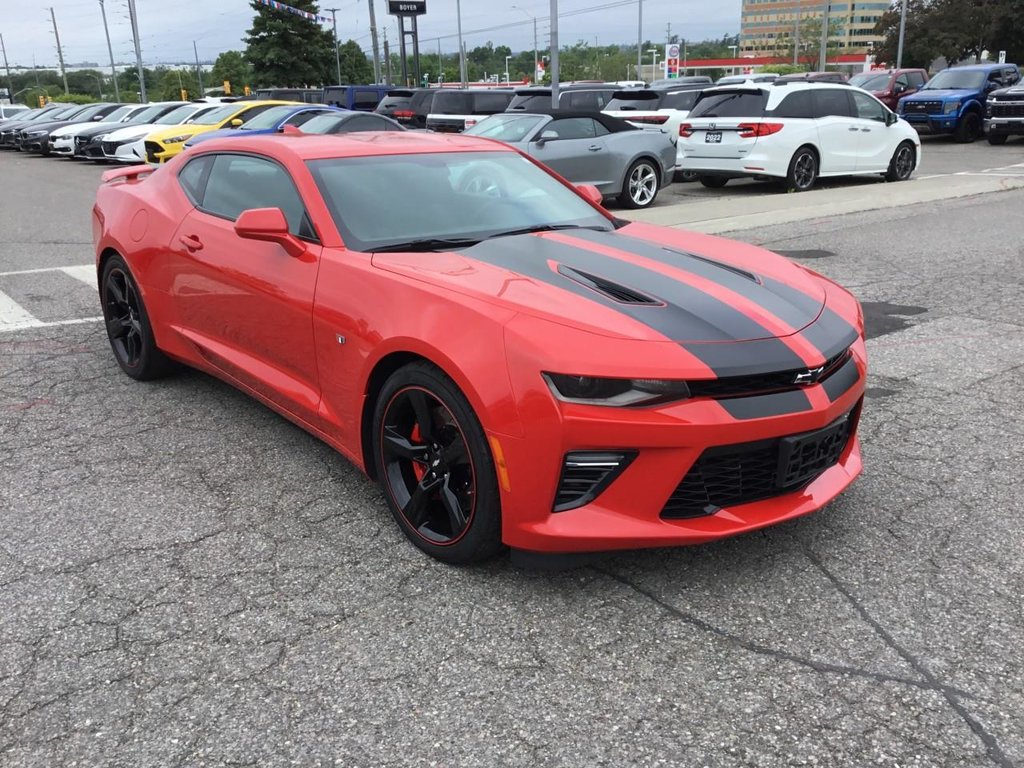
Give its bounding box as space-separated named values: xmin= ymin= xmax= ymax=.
xmin=628 ymin=163 xmax=658 ymax=205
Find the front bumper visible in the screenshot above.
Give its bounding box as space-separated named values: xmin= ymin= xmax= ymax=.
xmin=111 ymin=139 xmax=147 ymax=163
xmin=496 ymin=328 xmax=867 ymax=554
xmin=50 ymin=136 xmax=76 ymax=156
xmin=900 ymin=114 xmax=958 ymax=135
xmin=986 ymin=117 xmax=1024 ymax=136
xmin=18 ymin=134 xmax=52 ymax=153
xmin=144 ymin=140 xmax=181 ymax=163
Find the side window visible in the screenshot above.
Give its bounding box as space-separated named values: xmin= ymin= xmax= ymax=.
xmin=852 ymin=91 xmax=887 ymax=122
xmin=177 ymin=155 xmax=215 ymax=206
xmin=473 ymin=92 xmax=513 ymax=113
xmin=813 ymin=89 xmax=854 ymax=118
xmin=543 ymin=117 xmax=597 ymax=140
xmin=284 ymin=110 xmax=330 ymax=127
xmin=336 ymin=115 xmax=389 ymax=132
xmin=895 ymin=74 xmax=909 ymax=88
xmin=908 ymin=72 xmax=926 ymax=88
xmin=772 ymin=90 xmax=814 ymax=118
xmin=352 ymin=90 xmax=381 ymax=109
xmin=593 ymin=120 xmax=610 ymax=137
xmin=201 ymin=154 xmax=314 ymax=239
xmin=1005 ymin=68 xmax=1020 ymax=86
xmin=235 ymin=105 xmax=278 ymax=124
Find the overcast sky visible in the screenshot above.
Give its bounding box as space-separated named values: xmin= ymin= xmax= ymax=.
xmin=2 ymin=0 xmax=741 ymax=68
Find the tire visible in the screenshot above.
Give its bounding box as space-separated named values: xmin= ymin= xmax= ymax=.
xmin=372 ymin=362 xmax=502 ymax=564
xmin=674 ymin=170 xmax=699 ymax=183
xmin=100 ymin=255 xmax=175 ymax=381
xmin=699 ymin=176 xmax=729 ymax=189
xmin=954 ymin=111 xmax=982 ymax=143
xmin=884 ymin=141 xmax=916 ymax=182
xmin=786 ymin=146 xmax=819 ymax=192
xmin=987 ymin=133 xmax=1008 ymax=146
xmin=618 ymin=158 xmax=660 ymax=208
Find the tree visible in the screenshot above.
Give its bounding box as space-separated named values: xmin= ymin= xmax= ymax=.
xmin=157 ymin=69 xmax=199 ymax=101
xmin=337 ymin=39 xmax=372 ymax=84
xmin=211 ymin=50 xmax=252 ymax=92
xmin=244 ymin=0 xmax=334 ymax=86
xmin=771 ymin=15 xmax=844 ymax=68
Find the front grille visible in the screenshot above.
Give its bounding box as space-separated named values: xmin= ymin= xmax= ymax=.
xmin=101 ymin=140 xmax=121 ymax=155
xmin=144 ymin=141 xmax=162 ymax=163
xmin=902 ymin=100 xmax=942 ymax=115
xmin=553 ymin=451 xmax=636 ymax=512
xmin=661 ymin=407 xmax=856 ymax=519
xmin=992 ymin=103 xmax=1024 ymax=118
xmin=688 ymin=349 xmax=849 ymax=400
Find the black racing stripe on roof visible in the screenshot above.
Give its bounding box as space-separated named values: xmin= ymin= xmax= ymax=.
xmin=716 ymin=389 xmax=813 ymax=420
xmin=800 ymin=307 xmax=860 ymax=363
xmin=683 ymin=338 xmax=807 ymax=378
xmin=570 ymin=230 xmax=824 ymax=332
xmin=822 ymin=355 xmax=861 ymax=402
xmin=464 ymin=234 xmax=787 ymax=345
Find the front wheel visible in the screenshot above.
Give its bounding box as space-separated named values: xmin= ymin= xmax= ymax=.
xmin=372 ymin=362 xmax=502 ymax=564
xmin=699 ymin=176 xmax=729 ymax=189
xmin=618 ymin=159 xmax=660 ymax=208
xmin=885 ymin=142 xmax=916 ymax=182
xmin=987 ymin=133 xmax=1008 ymax=146
xmin=786 ymin=147 xmax=819 ymax=192
xmin=954 ymin=112 xmax=982 ymax=143
xmin=100 ymin=255 xmax=175 ymax=380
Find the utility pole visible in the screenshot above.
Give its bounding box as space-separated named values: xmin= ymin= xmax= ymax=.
xmin=550 ymin=0 xmax=559 ymax=108
xmin=383 ymin=28 xmax=391 ymax=85
xmin=367 ymin=0 xmax=381 ymax=83
xmin=127 ymin=0 xmax=146 ymax=102
xmin=456 ymin=0 xmax=467 ymax=86
xmin=193 ymin=40 xmax=203 ymax=95
xmin=896 ymin=0 xmax=908 ymax=68
xmin=818 ymin=1 xmax=830 ymax=71
xmin=793 ymin=0 xmax=801 ymax=66
xmin=326 ymin=8 xmax=342 ymax=84
xmin=511 ymin=7 xmax=538 ymax=84
xmin=636 ymin=0 xmax=643 ymax=80
xmin=666 ymin=22 xmax=671 ymax=44
xmin=48 ymin=8 xmax=69 ymax=95
xmin=0 ymin=34 xmax=15 ymax=106
xmin=98 ymin=1 xmax=120 ymax=101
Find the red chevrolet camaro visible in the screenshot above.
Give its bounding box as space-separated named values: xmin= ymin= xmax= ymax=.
xmin=92 ymin=131 xmax=865 ymax=564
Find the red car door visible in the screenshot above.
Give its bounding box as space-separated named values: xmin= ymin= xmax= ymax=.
xmin=167 ymin=152 xmax=324 ymax=425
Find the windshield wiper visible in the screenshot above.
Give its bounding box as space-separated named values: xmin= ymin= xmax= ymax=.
xmin=486 ymin=224 xmax=610 ymax=240
xmin=372 ymin=237 xmax=481 ymax=253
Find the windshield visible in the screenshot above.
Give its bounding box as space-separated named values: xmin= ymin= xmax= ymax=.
xmin=850 ymin=73 xmax=892 ymax=90
xmin=299 ymin=114 xmax=345 ymax=134
xmin=689 ymin=90 xmax=769 ymax=118
xmin=659 ymin=90 xmax=701 ymax=110
xmin=156 ymin=104 xmax=201 ymax=125
xmin=605 ymin=92 xmax=660 ymax=111
xmin=241 ymin=106 xmax=296 ymax=130
xmin=127 ymin=104 xmax=170 ymax=123
xmin=103 ymin=106 xmax=133 ymax=122
xmin=192 ymin=105 xmax=241 ymax=125
xmin=307 ymin=151 xmax=611 ymax=252
xmin=508 ymin=92 xmax=549 ymax=110
xmin=465 ymin=114 xmax=544 ymax=141
xmin=923 ymin=70 xmax=985 ymax=90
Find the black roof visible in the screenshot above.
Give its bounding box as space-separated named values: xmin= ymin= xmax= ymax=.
xmin=505 ymin=108 xmax=639 ymax=133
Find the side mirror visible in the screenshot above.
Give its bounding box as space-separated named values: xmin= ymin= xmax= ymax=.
xmin=230 ymin=118 xmax=244 ymax=127
xmin=894 ymin=83 xmax=907 ymax=95
xmin=234 ymin=208 xmax=306 ymax=257
xmin=575 ymin=183 xmax=604 ymax=206
xmin=534 ymin=129 xmax=558 ymax=146
xmin=885 ymin=111 xmax=899 ymax=127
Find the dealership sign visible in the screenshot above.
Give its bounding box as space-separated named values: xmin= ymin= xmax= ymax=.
xmin=388 ymin=0 xmax=426 ymax=14
xmin=664 ymin=43 xmax=680 ymax=78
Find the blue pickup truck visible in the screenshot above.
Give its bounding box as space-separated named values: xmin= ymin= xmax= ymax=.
xmin=898 ymin=63 xmax=1021 ymax=142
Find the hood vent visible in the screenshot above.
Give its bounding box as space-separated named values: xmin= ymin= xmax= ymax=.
xmin=664 ymin=248 xmax=760 ymax=284
xmin=558 ymin=265 xmax=663 ymax=305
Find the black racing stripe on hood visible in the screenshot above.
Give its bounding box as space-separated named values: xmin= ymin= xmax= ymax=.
xmin=822 ymin=355 xmax=861 ymax=402
xmin=568 ymin=230 xmax=822 ymax=331
xmin=717 ymin=389 xmax=813 ymax=420
xmin=464 ymin=234 xmax=786 ymax=344
xmin=683 ymin=338 xmax=807 ymax=378
xmin=800 ymin=308 xmax=860 ymax=363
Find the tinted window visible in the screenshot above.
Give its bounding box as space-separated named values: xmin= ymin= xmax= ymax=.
xmin=772 ymin=90 xmax=815 ymax=118
xmin=605 ymin=92 xmax=660 ymax=111
xmin=562 ymin=90 xmax=613 ymax=110
xmin=908 ymin=72 xmax=926 ymax=88
xmin=241 ymin=106 xmax=299 ymax=131
xmin=850 ymin=73 xmax=892 ymax=90
xmin=201 ymin=154 xmax=310 ymax=237
xmin=353 ymin=90 xmax=381 ymax=108
xmin=851 ymin=91 xmax=887 ymax=122
xmin=689 ymin=91 xmax=769 ymax=118
xmin=410 ymin=90 xmax=436 ymax=114
xmin=544 ymin=118 xmax=597 ymax=140
xmin=283 ymin=110 xmax=330 ymax=127
xmin=177 ymin=155 xmax=214 ymax=205
xmin=431 ymin=91 xmax=471 ymax=114
xmin=813 ymin=89 xmax=853 ymax=118
xmin=509 ymin=93 xmax=551 ymax=110
xmin=471 ymin=92 xmax=514 ymax=113
xmin=659 ymin=90 xmax=701 ymax=110
xmin=895 ymin=74 xmax=909 ymax=88
xmin=923 ymin=70 xmax=985 ymax=90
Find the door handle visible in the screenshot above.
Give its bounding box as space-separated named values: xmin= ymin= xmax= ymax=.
xmin=848 ymin=126 xmax=860 ymax=132
xmin=587 ymin=144 xmax=602 ymax=151
xmin=861 ymin=128 xmax=872 ymax=132
xmin=178 ymin=234 xmax=204 ymax=251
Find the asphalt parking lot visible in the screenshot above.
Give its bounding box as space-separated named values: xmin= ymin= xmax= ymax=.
xmin=2 ymin=150 xmax=1023 ymax=766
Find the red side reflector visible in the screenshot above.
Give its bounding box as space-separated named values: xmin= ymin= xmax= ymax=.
xmin=737 ymin=122 xmax=784 ymax=138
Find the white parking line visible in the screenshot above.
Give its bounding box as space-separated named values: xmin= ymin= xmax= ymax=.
xmin=0 ymin=289 xmax=43 ymax=332
xmin=60 ymin=265 xmax=98 ymax=289
xmin=0 ymin=264 xmax=103 ymax=334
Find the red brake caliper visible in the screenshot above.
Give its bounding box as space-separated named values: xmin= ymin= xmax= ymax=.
xmin=410 ymin=424 xmax=426 ymax=482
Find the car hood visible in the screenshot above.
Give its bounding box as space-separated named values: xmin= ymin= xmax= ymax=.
xmin=104 ymin=123 xmax=162 ymax=142
xmin=53 ymin=120 xmax=125 ymax=138
xmin=907 ymin=88 xmax=978 ymax=100
xmin=372 ymin=224 xmax=831 ymax=346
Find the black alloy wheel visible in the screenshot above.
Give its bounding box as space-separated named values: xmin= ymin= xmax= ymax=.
xmin=885 ymin=142 xmax=916 ymax=182
xmin=373 ymin=363 xmax=501 ymax=563
xmin=786 ymin=147 xmax=819 ymax=192
xmin=954 ymin=111 xmax=982 ymax=143
xmin=987 ymin=133 xmax=1008 ymax=146
xmin=100 ymin=255 xmax=174 ymax=380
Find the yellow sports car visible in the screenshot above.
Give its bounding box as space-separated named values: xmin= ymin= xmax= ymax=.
xmin=141 ymin=100 xmax=300 ymax=163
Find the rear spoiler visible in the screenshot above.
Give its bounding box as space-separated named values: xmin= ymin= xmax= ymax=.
xmin=100 ymin=164 xmax=154 ymax=185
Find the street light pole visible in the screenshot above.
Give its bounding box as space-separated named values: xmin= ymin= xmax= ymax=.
xmin=456 ymin=0 xmax=467 ymax=87
xmin=896 ymin=0 xmax=908 ymax=68
xmin=550 ymin=0 xmax=560 ymax=108
xmin=48 ymin=7 xmax=69 ymax=95
xmin=636 ymin=0 xmax=643 ymax=80
xmin=127 ymin=0 xmax=146 ymax=102
xmin=818 ymin=0 xmax=830 ymax=71
xmin=0 ymin=34 xmax=15 ymax=106
xmin=511 ymin=6 xmax=538 ymax=84
xmin=193 ymin=40 xmax=203 ymax=95
xmin=326 ymin=8 xmax=342 ymax=85
xmin=98 ymin=0 xmax=120 ymax=101
xmin=793 ymin=0 xmax=801 ymax=66
xmin=504 ymin=55 xmax=511 ymax=83
xmin=647 ymin=48 xmax=659 ymax=81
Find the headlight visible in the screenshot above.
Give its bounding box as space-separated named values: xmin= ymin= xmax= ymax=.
xmin=161 ymin=134 xmax=190 ymax=144
xmin=944 ymin=101 xmax=960 ymax=114
xmin=543 ymin=372 xmax=691 ymax=407
xmin=27 ymin=130 xmax=47 ymax=137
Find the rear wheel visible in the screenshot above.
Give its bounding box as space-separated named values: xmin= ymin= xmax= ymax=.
xmin=618 ymin=159 xmax=660 ymax=208
xmin=885 ymin=141 xmax=916 ymax=182
xmin=786 ymin=146 xmax=818 ymax=192
xmin=954 ymin=111 xmax=982 ymax=143
xmin=699 ymin=176 xmax=729 ymax=189
xmin=100 ymin=255 xmax=175 ymax=380
xmin=372 ymin=362 xmax=502 ymax=564
xmin=987 ymin=133 xmax=1008 ymax=146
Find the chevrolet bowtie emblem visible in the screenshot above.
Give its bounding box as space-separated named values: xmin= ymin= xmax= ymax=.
xmin=794 ymin=366 xmax=825 ymax=385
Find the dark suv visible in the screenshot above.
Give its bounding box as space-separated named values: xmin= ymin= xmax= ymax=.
xmin=898 ymin=63 xmax=1020 ymax=142
xmin=425 ymin=89 xmax=514 ymax=133
xmin=985 ymin=78 xmax=1024 ymax=144
xmin=849 ymin=68 xmax=928 ymax=110
xmin=507 ymin=84 xmax=619 ymax=112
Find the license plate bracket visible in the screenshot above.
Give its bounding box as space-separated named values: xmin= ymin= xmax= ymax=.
xmin=775 ymin=414 xmax=852 ymax=489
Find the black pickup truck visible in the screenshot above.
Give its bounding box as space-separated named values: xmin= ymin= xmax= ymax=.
xmin=986 ymin=80 xmax=1024 ymax=144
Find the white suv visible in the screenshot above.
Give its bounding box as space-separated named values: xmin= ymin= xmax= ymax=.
xmin=677 ymin=81 xmax=922 ymax=191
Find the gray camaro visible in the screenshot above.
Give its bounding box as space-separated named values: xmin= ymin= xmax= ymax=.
xmin=465 ymin=111 xmax=676 ymax=209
